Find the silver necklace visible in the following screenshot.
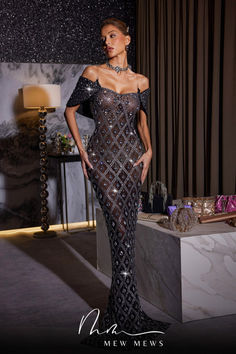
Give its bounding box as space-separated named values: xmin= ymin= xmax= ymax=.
xmin=106 ymin=60 xmax=129 ymax=73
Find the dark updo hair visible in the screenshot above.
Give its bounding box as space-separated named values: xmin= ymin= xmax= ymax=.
xmin=100 ymin=17 xmax=129 ymax=36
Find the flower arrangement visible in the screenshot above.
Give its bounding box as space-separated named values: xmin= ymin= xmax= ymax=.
xmin=56 ymin=132 xmax=75 ymax=154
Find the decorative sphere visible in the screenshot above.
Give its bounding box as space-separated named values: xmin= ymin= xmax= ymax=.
xmin=41 ymin=206 xmax=49 ymax=214
xmin=40 ymin=151 xmax=47 ymax=157
xmin=41 ymin=223 xmax=49 ymax=231
xmin=39 ymin=142 xmax=47 ymax=150
xmin=39 ymin=135 xmax=46 ymax=141
xmin=40 ymin=158 xmax=48 ymax=166
xmin=40 ymin=190 xmax=48 ymax=198
xmin=41 ymin=216 xmax=48 ymax=223
xmin=39 ymin=126 xmax=47 ymax=133
xmin=39 ymin=118 xmax=46 ymax=125
xmin=39 ymin=111 xmax=47 ymax=118
xmin=40 ymin=173 xmax=48 ymax=182
xmin=40 ymin=166 xmax=47 ymax=173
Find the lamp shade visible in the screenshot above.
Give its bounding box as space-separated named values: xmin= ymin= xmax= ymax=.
xmin=22 ymin=84 xmax=61 ymax=109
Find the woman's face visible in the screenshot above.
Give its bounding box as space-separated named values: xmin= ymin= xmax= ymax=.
xmin=100 ymin=24 xmax=130 ymax=58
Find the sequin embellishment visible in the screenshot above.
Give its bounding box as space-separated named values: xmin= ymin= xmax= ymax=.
xmin=66 ymin=74 xmax=171 ymax=347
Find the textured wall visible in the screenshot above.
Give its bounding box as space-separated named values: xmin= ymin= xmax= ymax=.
xmin=0 ymin=0 xmax=136 ymax=70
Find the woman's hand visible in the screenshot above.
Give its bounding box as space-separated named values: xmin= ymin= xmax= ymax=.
xmin=79 ymin=149 xmax=93 ymax=179
xmin=133 ymin=150 xmax=152 ymax=184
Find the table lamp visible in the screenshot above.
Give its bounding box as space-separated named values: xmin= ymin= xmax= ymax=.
xmin=22 ymin=84 xmax=61 ymax=238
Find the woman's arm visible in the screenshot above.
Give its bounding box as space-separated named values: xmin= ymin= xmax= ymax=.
xmin=64 ymin=66 xmax=98 ymax=178
xmin=64 ymin=105 xmax=85 ymax=153
xmin=137 ymin=109 xmax=152 ymax=154
xmin=64 ymin=106 xmax=93 ymax=179
xmin=134 ymin=75 xmax=152 ymax=184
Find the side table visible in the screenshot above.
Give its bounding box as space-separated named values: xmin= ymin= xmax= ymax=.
xmin=48 ymin=152 xmax=95 ymax=232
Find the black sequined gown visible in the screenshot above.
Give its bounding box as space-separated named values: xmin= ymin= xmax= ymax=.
xmin=66 ymin=74 xmax=171 ymax=349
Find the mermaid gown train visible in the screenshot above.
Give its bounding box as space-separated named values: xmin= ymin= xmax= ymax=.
xmin=66 ymin=74 xmax=171 ymax=348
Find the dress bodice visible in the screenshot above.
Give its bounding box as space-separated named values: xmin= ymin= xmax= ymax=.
xmin=66 ymin=75 xmax=150 ymax=120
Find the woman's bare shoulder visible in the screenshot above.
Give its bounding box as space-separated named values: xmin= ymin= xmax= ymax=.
xmin=136 ymin=73 xmax=149 ymax=92
xmin=81 ymin=65 xmax=99 ymax=82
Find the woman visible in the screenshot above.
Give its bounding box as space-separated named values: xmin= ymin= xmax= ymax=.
xmin=65 ymin=17 xmax=171 ymax=349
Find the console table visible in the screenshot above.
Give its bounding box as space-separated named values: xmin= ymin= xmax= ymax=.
xmin=96 ymin=207 xmax=236 ymax=322
xmin=48 ymin=153 xmax=95 ymax=232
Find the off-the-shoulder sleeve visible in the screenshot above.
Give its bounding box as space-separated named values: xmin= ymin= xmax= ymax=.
xmin=139 ymin=87 xmax=150 ymax=116
xmin=66 ymin=76 xmax=99 ymax=118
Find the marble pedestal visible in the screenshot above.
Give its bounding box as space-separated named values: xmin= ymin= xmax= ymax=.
xmin=96 ymin=207 xmax=236 ymax=323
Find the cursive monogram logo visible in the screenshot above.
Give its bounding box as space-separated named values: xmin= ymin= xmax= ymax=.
xmin=78 ymin=308 xmax=165 ymax=337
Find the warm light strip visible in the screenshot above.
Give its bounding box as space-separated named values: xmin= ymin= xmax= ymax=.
xmin=0 ymin=221 xmax=96 ymax=236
